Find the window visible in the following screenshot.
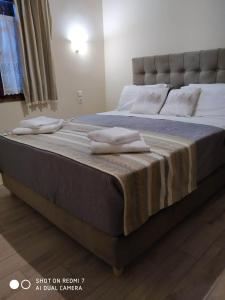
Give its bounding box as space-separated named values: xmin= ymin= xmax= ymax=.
xmin=0 ymin=0 xmax=24 ymax=102
xmin=0 ymin=0 xmax=14 ymax=16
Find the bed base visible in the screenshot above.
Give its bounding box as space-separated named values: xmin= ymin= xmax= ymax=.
xmin=3 ymin=166 xmax=225 ymax=275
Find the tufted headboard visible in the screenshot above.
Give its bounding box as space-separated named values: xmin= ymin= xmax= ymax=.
xmin=132 ymin=48 xmax=225 ymax=88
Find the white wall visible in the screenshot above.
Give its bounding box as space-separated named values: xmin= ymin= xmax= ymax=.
xmin=102 ymin=0 xmax=225 ymax=110
xmin=0 ymin=0 xmax=106 ymax=131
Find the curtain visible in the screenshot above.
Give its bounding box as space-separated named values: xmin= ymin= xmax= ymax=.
xmin=0 ymin=14 xmax=23 ymax=95
xmin=14 ymin=0 xmax=58 ymax=104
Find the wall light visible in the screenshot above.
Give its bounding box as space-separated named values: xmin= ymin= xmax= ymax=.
xmin=69 ymin=26 xmax=88 ymax=55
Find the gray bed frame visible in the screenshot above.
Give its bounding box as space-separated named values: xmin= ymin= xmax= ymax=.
xmin=3 ymin=48 xmax=225 ymax=276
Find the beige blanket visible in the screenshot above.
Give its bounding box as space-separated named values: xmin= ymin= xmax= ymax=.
xmin=4 ymin=121 xmax=197 ymax=235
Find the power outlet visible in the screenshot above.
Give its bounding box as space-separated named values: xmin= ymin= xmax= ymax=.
xmin=77 ymin=90 xmax=83 ymax=104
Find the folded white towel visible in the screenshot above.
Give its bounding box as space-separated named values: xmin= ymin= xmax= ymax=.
xmin=88 ymin=127 xmax=141 ymax=145
xmin=90 ymin=138 xmax=150 ymax=154
xmin=20 ymin=116 xmax=62 ymax=129
xmin=12 ymin=119 xmax=64 ymax=135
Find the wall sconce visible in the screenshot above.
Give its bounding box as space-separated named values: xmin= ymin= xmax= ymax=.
xmin=69 ymin=26 xmax=88 ymax=55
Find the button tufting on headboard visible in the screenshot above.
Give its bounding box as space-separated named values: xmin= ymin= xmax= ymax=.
xmin=132 ymin=48 xmax=225 ymax=87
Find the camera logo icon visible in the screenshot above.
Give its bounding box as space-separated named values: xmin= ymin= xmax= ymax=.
xmin=9 ymin=279 xmax=31 ymax=290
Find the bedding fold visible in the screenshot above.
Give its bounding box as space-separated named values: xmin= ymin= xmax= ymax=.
xmin=1 ymin=120 xmax=197 ymax=235
xmin=1 ymin=115 xmax=225 ymax=236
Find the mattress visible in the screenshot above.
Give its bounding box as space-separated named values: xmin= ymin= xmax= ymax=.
xmin=0 ymin=114 xmax=225 ymax=236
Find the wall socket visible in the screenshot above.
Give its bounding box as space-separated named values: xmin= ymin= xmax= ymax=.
xmin=77 ymin=90 xmax=83 ymax=104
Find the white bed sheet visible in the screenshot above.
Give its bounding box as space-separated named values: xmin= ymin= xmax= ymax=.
xmin=98 ymin=111 xmax=225 ymax=130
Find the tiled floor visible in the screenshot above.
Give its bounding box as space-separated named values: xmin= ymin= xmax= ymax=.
xmin=1 ymin=185 xmax=225 ymax=300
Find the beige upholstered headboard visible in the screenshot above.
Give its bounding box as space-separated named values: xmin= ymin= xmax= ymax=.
xmin=132 ymin=48 xmax=225 ymax=88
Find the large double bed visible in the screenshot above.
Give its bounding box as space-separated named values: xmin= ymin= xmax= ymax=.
xmin=1 ymin=48 xmax=225 ymax=275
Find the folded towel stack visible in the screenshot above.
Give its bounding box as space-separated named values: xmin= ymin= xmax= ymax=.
xmin=88 ymin=127 xmax=150 ymax=154
xmin=12 ymin=116 xmax=64 ymax=135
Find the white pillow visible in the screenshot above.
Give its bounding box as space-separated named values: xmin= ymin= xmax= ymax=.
xmin=117 ymin=85 xmax=139 ymax=111
xmin=117 ymin=84 xmax=168 ymax=111
xmin=130 ymin=87 xmax=169 ymax=114
xmin=188 ymin=84 xmax=225 ymax=117
xmin=160 ymin=88 xmax=201 ymax=117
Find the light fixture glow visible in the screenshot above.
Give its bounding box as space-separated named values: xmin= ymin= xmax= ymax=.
xmin=69 ymin=26 xmax=88 ymax=55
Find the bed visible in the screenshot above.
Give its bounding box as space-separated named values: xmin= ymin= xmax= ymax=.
xmin=1 ymin=48 xmax=225 ymax=276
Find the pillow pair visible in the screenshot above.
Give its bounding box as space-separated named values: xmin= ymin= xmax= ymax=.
xmin=163 ymin=83 xmax=225 ymax=117
xmin=118 ymin=83 xmax=225 ymax=117
xmin=118 ymin=84 xmax=169 ymax=114
xmin=118 ymin=84 xmax=201 ymax=117
xmin=149 ymin=84 xmax=225 ymax=117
